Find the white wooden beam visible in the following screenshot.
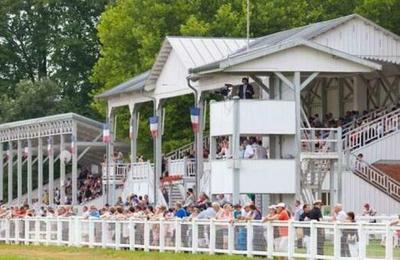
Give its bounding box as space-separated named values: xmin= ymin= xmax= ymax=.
xmin=300 ymin=72 xmax=319 ymax=91
xmin=274 ymin=72 xmax=294 ymax=90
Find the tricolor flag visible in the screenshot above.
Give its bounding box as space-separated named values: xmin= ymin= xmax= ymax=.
xmin=149 ymin=116 xmax=159 ymax=138
xmin=190 ymin=107 xmax=200 ymax=132
xmin=70 ymin=135 xmax=76 ymax=154
xmin=102 ymin=124 xmax=111 ymax=143
xmin=23 ymin=146 xmax=29 ymax=158
xmin=47 ymin=136 xmax=53 ymax=155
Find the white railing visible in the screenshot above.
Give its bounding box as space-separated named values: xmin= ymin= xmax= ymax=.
xmin=101 ymin=164 xmax=128 ymax=182
xmin=168 ymin=159 xmax=196 ymax=178
xmin=342 ymin=107 xmax=392 ymax=133
xmin=350 ymin=156 xmax=400 ymax=201
xmin=0 ymin=217 xmax=399 ymax=259
xmin=343 ymin=107 xmax=400 ymax=150
xmin=102 ymin=162 xmax=153 ymax=182
xmin=300 ymin=128 xmax=341 ymax=153
xmin=165 ymin=137 xmax=209 ymax=160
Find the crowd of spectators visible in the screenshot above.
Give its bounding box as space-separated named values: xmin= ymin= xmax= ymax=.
xmin=1 ymin=189 xmax=399 ymax=257
xmin=216 ymin=136 xmax=268 ymax=160
xmin=308 ymin=103 xmax=400 ymax=130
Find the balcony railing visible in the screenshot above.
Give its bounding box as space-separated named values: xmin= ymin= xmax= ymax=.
xmin=300 ymin=128 xmax=341 ymax=154
xmin=168 ymin=158 xmax=196 ymax=178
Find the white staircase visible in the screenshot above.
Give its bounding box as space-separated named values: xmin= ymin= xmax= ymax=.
xmin=342 ymin=107 xmax=400 ymax=151
xmin=349 ymin=155 xmax=400 ymax=202
xmin=339 ymin=108 xmax=400 ymax=214
xmin=300 ymin=128 xmax=340 ymax=203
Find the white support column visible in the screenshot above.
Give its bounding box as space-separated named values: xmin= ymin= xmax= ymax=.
xmin=27 ymin=139 xmax=32 ymax=205
xmin=321 ymin=79 xmax=328 ymax=121
xmin=154 ymin=102 xmax=163 ymax=205
xmin=59 ymin=134 xmax=65 ymax=204
xmin=336 ymin=127 xmax=343 ymax=204
xmin=7 ymin=142 xmax=13 ymax=205
xmin=38 ymin=137 xmax=43 ymax=205
xmin=294 ymin=72 xmax=302 ymax=200
xmin=0 ymin=143 xmax=3 ymax=201
xmin=105 ymin=108 xmax=114 ymax=206
xmin=48 ymin=139 xmax=54 ymax=205
xmin=110 ymin=112 xmax=116 ymax=204
xmin=17 ymin=140 xmax=22 ymax=205
xmin=195 ymin=98 xmax=204 ymax=195
xmin=71 ymin=123 xmax=78 ymax=205
xmin=232 ymin=97 xmax=240 ymax=205
xmin=353 ymin=75 xmax=367 ymax=112
xmin=130 ymin=106 xmax=139 ymax=163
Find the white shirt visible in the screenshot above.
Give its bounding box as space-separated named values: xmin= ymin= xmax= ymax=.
xmin=244 ymin=144 xmax=254 ymax=159
xmin=197 ymin=207 xmax=216 ymax=219
xmin=335 ymin=210 xmax=347 ymax=222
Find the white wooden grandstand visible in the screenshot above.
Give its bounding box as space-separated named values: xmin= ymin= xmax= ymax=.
xmin=1 ymin=13 xmax=400 ymax=258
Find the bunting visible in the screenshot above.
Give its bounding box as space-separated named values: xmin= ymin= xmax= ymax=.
xmin=149 ymin=116 xmax=159 ymax=138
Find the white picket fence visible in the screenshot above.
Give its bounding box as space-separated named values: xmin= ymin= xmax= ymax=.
xmin=0 ymin=217 xmax=399 ymax=259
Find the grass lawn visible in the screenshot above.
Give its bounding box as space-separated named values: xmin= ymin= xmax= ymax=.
xmin=0 ymin=244 xmax=247 ymax=260
xmin=0 ymin=241 xmax=398 ymax=259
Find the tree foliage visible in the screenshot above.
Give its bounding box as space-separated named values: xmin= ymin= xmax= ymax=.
xmin=0 ymin=79 xmax=65 ymax=122
xmin=0 ymin=0 xmax=109 ymax=119
xmin=2 ymin=0 xmax=400 ymax=157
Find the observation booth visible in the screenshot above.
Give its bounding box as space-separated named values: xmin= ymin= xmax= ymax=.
xmin=0 ymin=113 xmax=128 ymax=207
xmin=97 ymin=14 xmax=400 ymax=214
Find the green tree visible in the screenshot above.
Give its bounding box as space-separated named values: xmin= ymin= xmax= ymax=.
xmin=0 ymin=79 xmax=64 ymax=122
xmin=356 ymin=0 xmax=400 ymax=35
xmin=0 ymin=0 xmax=108 ymax=117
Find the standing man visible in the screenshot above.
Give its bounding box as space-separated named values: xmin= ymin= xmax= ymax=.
xmin=239 ymin=77 xmax=254 ymax=99
xmin=309 ymin=200 xmax=325 ymax=256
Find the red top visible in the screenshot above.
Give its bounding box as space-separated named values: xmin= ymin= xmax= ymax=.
xmin=278 ymin=210 xmax=290 ymax=236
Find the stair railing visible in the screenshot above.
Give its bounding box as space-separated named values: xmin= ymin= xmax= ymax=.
xmin=343 ymin=107 xmax=400 ymax=150
xmin=342 ymin=106 xmax=391 ymax=132
xmin=349 ymin=154 xmax=400 ymax=201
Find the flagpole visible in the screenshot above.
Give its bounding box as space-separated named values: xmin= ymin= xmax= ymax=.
xmin=246 ymin=0 xmax=250 ymax=51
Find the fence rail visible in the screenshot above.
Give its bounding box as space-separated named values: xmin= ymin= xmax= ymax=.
xmin=0 ymin=217 xmax=399 ymax=259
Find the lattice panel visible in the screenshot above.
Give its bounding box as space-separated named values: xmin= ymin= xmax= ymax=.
xmin=0 ymin=119 xmax=73 ymax=142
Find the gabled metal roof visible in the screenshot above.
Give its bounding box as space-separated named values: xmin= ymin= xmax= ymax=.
xmin=97 ymin=37 xmax=250 ymax=97
xmin=190 ymin=14 xmax=397 ymax=74
xmin=190 ymin=39 xmax=382 ymax=74
xmin=96 ymin=70 xmax=150 ymax=99
xmin=233 ymin=14 xmax=356 ymax=54
xmin=144 ymin=36 xmax=250 ymax=90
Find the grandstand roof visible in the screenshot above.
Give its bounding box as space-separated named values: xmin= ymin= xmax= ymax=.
xmin=190 ymin=14 xmax=398 ymax=74
xmin=96 ymin=71 xmax=150 ymax=99
xmin=0 ymin=113 xmax=103 ymax=142
xmin=96 ymin=37 xmax=250 ymax=99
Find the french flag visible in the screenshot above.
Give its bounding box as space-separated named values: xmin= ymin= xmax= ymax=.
xmin=190 ymin=107 xmax=200 ymax=132
xmin=47 ymin=137 xmax=53 ymax=155
xmin=102 ymin=124 xmax=111 ymax=143
xmin=149 ymin=116 xmax=159 ymax=138
xmin=70 ymin=135 xmax=76 ymax=154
